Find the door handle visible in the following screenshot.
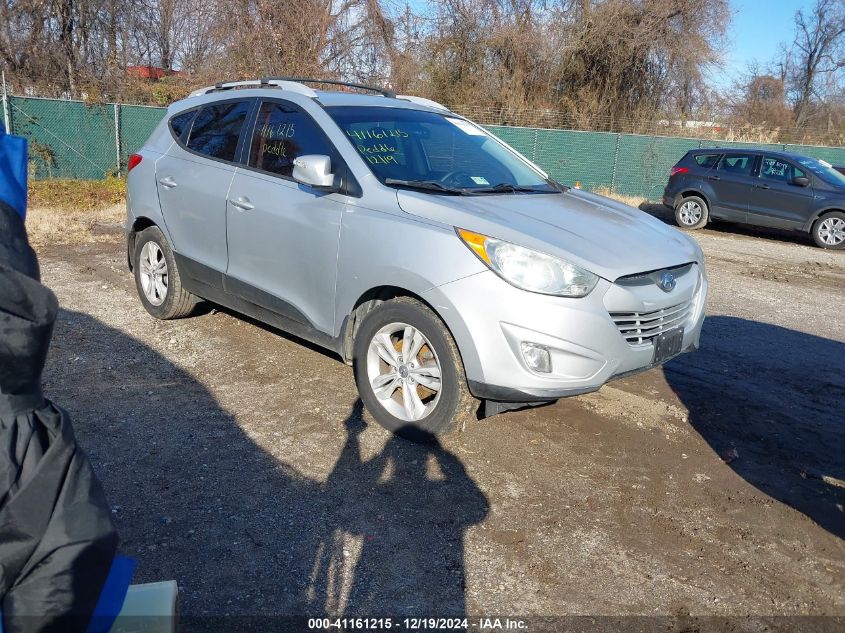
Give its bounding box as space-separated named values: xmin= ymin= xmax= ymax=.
xmin=158 ymin=176 xmax=177 ymax=189
xmin=229 ymin=196 xmax=255 ymax=211
xmin=707 ymin=175 xmax=720 ymax=181
xmin=755 ymin=183 xmax=770 ymax=189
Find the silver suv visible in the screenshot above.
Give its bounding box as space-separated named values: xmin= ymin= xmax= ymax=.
xmin=126 ymin=78 xmax=708 ymax=437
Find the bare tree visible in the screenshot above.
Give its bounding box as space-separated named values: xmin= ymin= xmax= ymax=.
xmin=730 ymin=63 xmax=793 ymax=130
xmin=788 ymin=0 xmax=845 ymax=127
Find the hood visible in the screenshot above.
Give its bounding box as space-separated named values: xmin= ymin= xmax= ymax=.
xmin=396 ymin=188 xmax=700 ymax=281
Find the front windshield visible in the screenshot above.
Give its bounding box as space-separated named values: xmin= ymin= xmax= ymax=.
xmin=325 ymin=106 xmax=559 ymax=194
xmin=796 ymin=156 xmax=845 ymax=188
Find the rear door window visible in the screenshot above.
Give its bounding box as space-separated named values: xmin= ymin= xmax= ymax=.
xmin=247 ymin=100 xmax=335 ymax=178
xmin=716 ymin=153 xmax=754 ymax=176
xmin=694 ymin=154 xmax=720 ymax=168
xmin=186 ymin=100 xmax=252 ymax=162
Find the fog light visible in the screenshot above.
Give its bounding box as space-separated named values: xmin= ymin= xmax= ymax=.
xmin=521 ymin=342 xmax=552 ymax=373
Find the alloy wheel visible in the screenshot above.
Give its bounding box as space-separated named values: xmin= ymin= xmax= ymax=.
xmin=139 ymin=241 xmax=168 ymax=306
xmin=678 ymin=200 xmax=703 ymax=225
xmin=366 ymin=322 xmax=443 ymax=421
xmin=818 ymin=217 xmax=845 ymax=246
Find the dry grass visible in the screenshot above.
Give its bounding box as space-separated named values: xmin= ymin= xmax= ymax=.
xmin=29 ymin=177 xmax=126 ymax=211
xmin=24 ymin=178 xmax=126 ymax=246
xmin=25 ymin=203 xmax=125 ymax=247
xmin=591 ymin=186 xmax=648 ymax=208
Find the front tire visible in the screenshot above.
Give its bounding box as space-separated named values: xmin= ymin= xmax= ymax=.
xmin=675 ymin=195 xmax=709 ymax=230
xmin=352 ymin=297 xmax=477 ymax=440
xmin=133 ymin=226 xmax=199 ymax=319
xmin=812 ymin=211 xmax=845 ymax=249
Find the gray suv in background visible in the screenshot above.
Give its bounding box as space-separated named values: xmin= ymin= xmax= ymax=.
xmin=664 ymin=148 xmax=845 ymax=249
xmin=126 ymin=78 xmax=707 ymax=438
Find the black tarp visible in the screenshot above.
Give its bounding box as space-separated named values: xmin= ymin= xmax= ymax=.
xmin=0 ymin=201 xmax=118 ymax=633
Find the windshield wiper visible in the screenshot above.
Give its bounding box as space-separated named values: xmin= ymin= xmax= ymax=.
xmin=470 ymin=182 xmax=554 ymax=194
xmin=383 ymin=178 xmax=467 ymax=195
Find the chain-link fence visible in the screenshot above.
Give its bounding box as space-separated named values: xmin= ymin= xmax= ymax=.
xmin=452 ymin=105 xmax=845 ymax=147
xmin=4 ymin=95 xmax=165 ymax=179
xmin=5 ymin=94 xmax=845 ymax=201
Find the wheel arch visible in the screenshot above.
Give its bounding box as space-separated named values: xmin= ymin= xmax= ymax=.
xmin=340 ymin=286 xmax=435 ymax=364
xmin=338 ymin=285 xmax=475 ymax=378
xmin=803 ymin=206 xmax=845 ymax=233
xmin=127 ymin=216 xmax=159 ymax=271
xmin=678 ymin=189 xmax=711 ymax=211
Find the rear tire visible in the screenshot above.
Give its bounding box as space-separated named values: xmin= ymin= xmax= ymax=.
xmin=352 ymin=297 xmax=477 ymax=440
xmin=812 ymin=211 xmax=845 ymax=249
xmin=133 ymin=226 xmax=199 ymax=319
xmin=674 ymin=195 xmax=709 ymax=230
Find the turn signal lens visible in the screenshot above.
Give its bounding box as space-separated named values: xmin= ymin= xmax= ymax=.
xmin=456 ymin=229 xmax=492 ymax=265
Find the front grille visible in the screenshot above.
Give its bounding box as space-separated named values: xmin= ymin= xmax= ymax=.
xmin=610 ymin=301 xmax=693 ymax=345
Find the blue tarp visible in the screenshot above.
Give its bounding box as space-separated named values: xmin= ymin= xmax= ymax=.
xmin=0 ymin=121 xmax=27 ymax=219
xmin=87 ymin=556 xmax=137 ymax=633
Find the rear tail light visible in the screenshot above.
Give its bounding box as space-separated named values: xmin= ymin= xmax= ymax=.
xmin=670 ymin=166 xmax=689 ymax=177
xmin=127 ymin=153 xmax=143 ymax=173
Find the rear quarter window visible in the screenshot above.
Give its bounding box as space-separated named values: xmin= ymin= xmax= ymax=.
xmin=694 ymin=154 xmax=720 ymax=168
xmin=169 ymin=110 xmax=196 ymax=140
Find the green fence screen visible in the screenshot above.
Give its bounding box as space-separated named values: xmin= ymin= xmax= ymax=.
xmin=7 ymin=96 xmax=845 ymax=201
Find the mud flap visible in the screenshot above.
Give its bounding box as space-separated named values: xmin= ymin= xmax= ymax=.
xmin=480 ymin=399 xmax=554 ymax=419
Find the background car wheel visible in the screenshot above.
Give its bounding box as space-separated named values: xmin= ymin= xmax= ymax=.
xmin=812 ymin=211 xmax=845 ymax=250
xmin=353 ymin=297 xmax=477 ymax=440
xmin=133 ymin=226 xmax=199 ymax=319
xmin=674 ymin=195 xmax=709 ymax=230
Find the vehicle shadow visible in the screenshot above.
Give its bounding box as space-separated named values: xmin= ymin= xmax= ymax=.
xmin=43 ymin=309 xmax=488 ymax=628
xmin=662 ymin=316 xmax=845 ymax=540
xmin=638 ymin=202 xmax=817 ymax=247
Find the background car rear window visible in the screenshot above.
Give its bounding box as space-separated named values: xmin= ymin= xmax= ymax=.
xmin=186 ymin=101 xmax=251 ymax=162
xmin=169 ymin=110 xmax=196 ymax=140
xmin=694 ymin=154 xmax=720 ymax=168
xmin=717 ymin=153 xmax=754 ymax=175
xmin=248 ymin=101 xmax=333 ymax=177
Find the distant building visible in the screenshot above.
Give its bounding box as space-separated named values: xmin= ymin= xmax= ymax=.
xmin=126 ymin=66 xmax=178 ymax=81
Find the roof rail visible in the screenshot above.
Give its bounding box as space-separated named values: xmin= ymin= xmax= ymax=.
xmin=396 ymin=95 xmax=450 ymax=112
xmin=261 ymin=77 xmax=396 ymax=98
xmin=187 ymin=79 xmax=317 ymax=98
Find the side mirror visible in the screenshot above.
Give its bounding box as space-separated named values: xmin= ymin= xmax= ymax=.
xmin=292 ymin=155 xmax=336 ymax=189
xmin=793 ymin=176 xmax=810 ymax=187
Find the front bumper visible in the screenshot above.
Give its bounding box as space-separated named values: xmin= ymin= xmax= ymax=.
xmin=423 ymin=264 xmax=707 ymax=403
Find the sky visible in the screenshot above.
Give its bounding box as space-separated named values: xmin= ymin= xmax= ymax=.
xmin=710 ymin=0 xmax=817 ymax=89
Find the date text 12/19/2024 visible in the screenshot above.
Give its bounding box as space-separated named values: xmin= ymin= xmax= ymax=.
xmin=308 ymin=618 xmax=528 ymax=630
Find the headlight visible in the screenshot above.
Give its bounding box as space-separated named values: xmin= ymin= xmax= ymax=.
xmin=457 ymin=228 xmax=599 ymax=297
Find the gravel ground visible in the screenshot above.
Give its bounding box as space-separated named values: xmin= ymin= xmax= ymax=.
xmin=34 ymin=210 xmax=844 ymax=625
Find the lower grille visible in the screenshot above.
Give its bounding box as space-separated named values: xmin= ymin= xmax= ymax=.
xmin=610 ymin=301 xmax=692 ymax=345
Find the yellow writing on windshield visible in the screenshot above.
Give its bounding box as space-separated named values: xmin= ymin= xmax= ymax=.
xmin=367 ymin=154 xmax=398 ymax=165
xmin=357 ymin=143 xmax=397 ymax=154
xmin=346 ymin=128 xmax=409 ymax=140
